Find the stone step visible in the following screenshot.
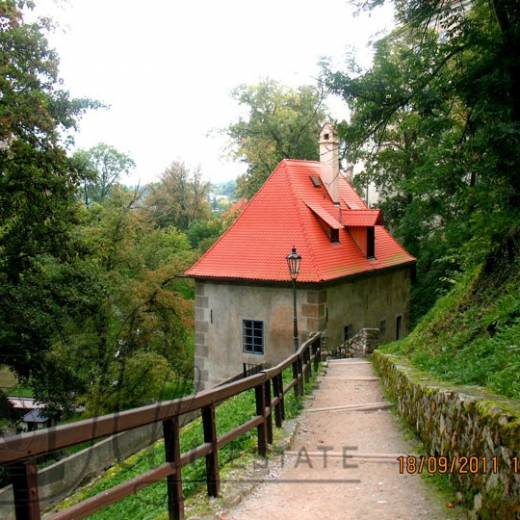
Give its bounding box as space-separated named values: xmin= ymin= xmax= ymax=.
xmin=284 ymin=451 xmax=405 ymax=461
xmin=321 ymin=376 xmax=379 ymax=382
xmin=327 ymin=361 xmax=373 ymax=366
xmin=304 ymin=402 xmax=393 ymax=414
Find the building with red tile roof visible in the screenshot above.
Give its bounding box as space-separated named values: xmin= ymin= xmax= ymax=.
xmin=187 ymin=161 xmax=413 ymax=283
xmin=187 ymin=123 xmax=415 ymax=389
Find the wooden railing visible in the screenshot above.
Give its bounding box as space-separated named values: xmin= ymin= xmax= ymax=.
xmin=0 ymin=332 xmax=322 ymax=520
xmin=242 ymin=362 xmax=265 ymax=378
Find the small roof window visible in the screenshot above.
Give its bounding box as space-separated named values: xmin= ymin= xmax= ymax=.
xmin=310 ymin=175 xmax=322 ymax=188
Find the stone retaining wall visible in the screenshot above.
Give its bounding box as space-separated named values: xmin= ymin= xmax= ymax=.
xmin=373 ymin=351 xmax=520 ymax=519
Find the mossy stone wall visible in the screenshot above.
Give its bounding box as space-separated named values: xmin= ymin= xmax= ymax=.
xmin=373 ymin=351 xmax=520 ymax=519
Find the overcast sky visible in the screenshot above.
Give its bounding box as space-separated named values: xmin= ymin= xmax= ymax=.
xmin=35 ymin=0 xmax=394 ymax=186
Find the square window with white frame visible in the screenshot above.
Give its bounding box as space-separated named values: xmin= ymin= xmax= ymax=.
xmin=242 ymin=319 xmax=264 ymax=354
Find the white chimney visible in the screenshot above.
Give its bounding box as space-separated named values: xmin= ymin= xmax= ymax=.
xmin=319 ymin=122 xmax=340 ymax=204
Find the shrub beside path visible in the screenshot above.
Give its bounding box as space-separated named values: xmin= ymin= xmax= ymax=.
xmin=224 ymin=358 xmax=461 ymax=520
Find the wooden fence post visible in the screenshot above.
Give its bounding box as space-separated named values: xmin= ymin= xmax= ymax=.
xmin=163 ymin=417 xmax=184 ymax=520
xmin=313 ymin=338 xmax=320 ymax=372
xmin=202 ymin=404 xmax=220 ymax=497
xmin=292 ymin=360 xmax=299 ymax=399
xmin=8 ymin=460 xmax=41 ymax=520
xmin=305 ymin=351 xmax=311 ymax=384
xmin=272 ymin=375 xmax=283 ymax=428
xmin=255 ymin=384 xmax=268 ymax=457
xmin=279 ymin=373 xmax=286 ymax=420
xmin=264 ymin=379 xmax=273 ymax=444
xmin=306 ymin=347 xmax=312 ymax=379
xmin=298 ymin=355 xmax=305 ymax=395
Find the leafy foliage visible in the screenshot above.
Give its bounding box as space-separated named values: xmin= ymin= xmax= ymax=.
xmin=0 ymin=0 xmax=99 ymax=386
xmin=210 ymin=179 xmax=236 ymax=198
xmin=146 ymin=161 xmax=211 ymax=231
xmin=0 ymin=1 xmax=205 ymax=416
xmin=75 ymin=143 xmax=135 ymax=205
xmin=187 ymin=218 xmax=224 ymax=253
xmin=225 ymin=80 xmax=327 ymax=198
xmin=384 ymin=229 xmax=520 ymax=400
xmin=32 ymin=188 xmax=196 ymax=415
xmin=323 ymin=0 xmax=520 ymax=320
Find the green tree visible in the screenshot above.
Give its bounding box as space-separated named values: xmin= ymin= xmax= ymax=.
xmin=225 ymin=80 xmax=328 ymax=198
xmin=0 ymin=0 xmax=99 ymax=387
xmin=146 ymin=161 xmax=211 ymax=230
xmin=0 ymin=2 xmax=197 ymax=417
xmin=75 ymin=143 xmax=135 ymax=205
xmin=187 ymin=218 xmax=224 ymax=252
xmin=33 ymin=188 xmax=195 ymax=415
xmin=323 ymin=0 xmax=520 ymax=319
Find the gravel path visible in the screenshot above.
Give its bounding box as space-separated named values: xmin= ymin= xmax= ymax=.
xmin=225 ymin=359 xmax=460 ymax=520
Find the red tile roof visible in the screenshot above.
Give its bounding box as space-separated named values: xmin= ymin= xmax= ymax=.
xmin=306 ymin=203 xmax=342 ymax=229
xmin=342 ymin=209 xmax=383 ymax=227
xmin=186 ymin=160 xmax=415 ymax=283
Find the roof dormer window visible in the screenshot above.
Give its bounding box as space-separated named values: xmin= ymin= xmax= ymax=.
xmin=306 ymin=203 xmax=342 ymax=243
xmin=367 ymin=226 xmax=375 ymax=258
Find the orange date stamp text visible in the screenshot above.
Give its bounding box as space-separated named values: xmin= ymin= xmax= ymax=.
xmin=397 ymin=455 xmax=520 ymax=475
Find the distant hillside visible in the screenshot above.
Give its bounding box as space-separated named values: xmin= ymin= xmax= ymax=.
xmin=210 ymin=179 xmax=236 ymax=198
xmin=383 ymin=230 xmax=520 ymax=400
xmin=209 ymin=180 xmax=237 ymax=212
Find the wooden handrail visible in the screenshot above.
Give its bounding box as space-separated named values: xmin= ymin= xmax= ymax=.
xmin=0 ymin=372 xmax=266 ymax=464
xmin=1 ymin=331 xmax=322 ymax=520
xmin=50 ymin=462 xmax=178 ymax=520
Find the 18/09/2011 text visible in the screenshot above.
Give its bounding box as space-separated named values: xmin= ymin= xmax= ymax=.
xmin=397 ymin=455 xmax=519 ymax=475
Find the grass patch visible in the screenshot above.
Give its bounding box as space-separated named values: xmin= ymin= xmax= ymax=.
xmin=0 ymin=367 xmax=17 ymax=388
xmin=0 ymin=366 xmax=33 ymax=397
xmin=55 ymin=363 xmax=317 ymax=519
xmin=382 ymin=244 xmax=520 ymax=400
xmin=5 ymin=386 xmax=33 ymax=397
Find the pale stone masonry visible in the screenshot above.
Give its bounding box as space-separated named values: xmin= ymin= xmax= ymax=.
xmin=374 ymin=351 xmax=520 ymax=518
xmin=193 ymin=266 xmax=411 ymax=390
xmin=342 ymin=328 xmax=381 ymax=357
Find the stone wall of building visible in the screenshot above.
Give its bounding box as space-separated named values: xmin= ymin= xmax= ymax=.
xmin=194 ymin=282 xmax=323 ymax=389
xmin=194 ymin=265 xmax=411 ymax=389
xmin=373 ymin=351 xmax=520 ymax=518
xmin=325 ymin=267 xmax=411 ymax=350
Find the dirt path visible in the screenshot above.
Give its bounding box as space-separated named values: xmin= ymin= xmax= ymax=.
xmin=225 ymin=359 xmax=459 ymax=520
